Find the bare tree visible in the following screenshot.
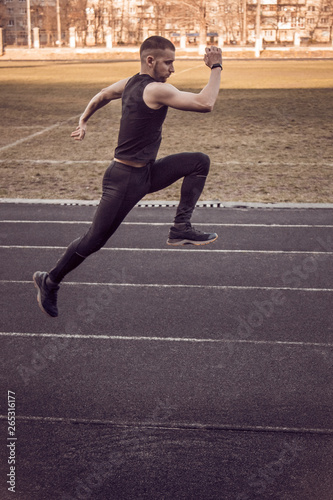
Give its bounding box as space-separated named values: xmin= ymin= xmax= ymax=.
xmin=30 ymin=0 xmax=44 ymax=28
xmin=0 ymin=0 xmax=8 ymax=28
xmin=327 ymin=0 xmax=333 ymax=41
xmin=90 ymin=1 xmax=105 ymax=43
xmin=175 ymin=0 xmax=208 ymax=47
xmin=148 ymin=0 xmax=170 ymax=36
xmin=306 ymin=0 xmax=328 ymax=42
xmin=62 ymin=0 xmax=87 ymax=32
xmin=145 ymin=0 xmax=208 ymax=47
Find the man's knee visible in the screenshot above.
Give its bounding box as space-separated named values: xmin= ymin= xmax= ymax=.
xmin=77 ymin=232 xmax=106 ymax=257
xmin=195 ymin=153 xmax=210 ymax=176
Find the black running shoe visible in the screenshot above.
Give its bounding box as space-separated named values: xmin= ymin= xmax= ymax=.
xmin=33 ymin=271 xmax=59 ymax=317
xmin=167 ymin=223 xmax=218 ymax=246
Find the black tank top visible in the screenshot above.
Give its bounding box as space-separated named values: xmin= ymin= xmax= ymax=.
xmin=115 ymin=73 xmax=168 ymax=163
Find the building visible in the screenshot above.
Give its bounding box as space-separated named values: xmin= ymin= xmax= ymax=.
xmin=1 ymin=0 xmax=29 ymax=45
xmin=1 ymin=0 xmax=332 ymax=47
xmin=1 ymin=0 xmax=58 ymax=46
xmin=81 ymin=0 xmax=333 ymax=47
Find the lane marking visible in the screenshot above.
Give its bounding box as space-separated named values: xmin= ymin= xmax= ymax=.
xmin=0 ymin=414 xmax=331 ymax=435
xmin=1 ymin=220 xmax=333 ymax=228
xmin=213 ymin=160 xmax=333 ymax=167
xmin=0 ymin=244 xmax=332 ymax=255
xmin=0 ymin=331 xmax=332 ymax=348
xmin=175 ymin=64 xmax=203 ymax=75
xmin=1 ymin=280 xmax=333 ymax=292
xmin=0 ymin=159 xmax=106 ymax=164
xmin=0 ymin=114 xmax=81 ymax=152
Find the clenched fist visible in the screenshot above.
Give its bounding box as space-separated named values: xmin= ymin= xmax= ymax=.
xmin=204 ymin=46 xmax=223 ymax=69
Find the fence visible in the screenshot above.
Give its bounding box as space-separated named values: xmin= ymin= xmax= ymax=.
xmin=1 ymin=27 xmax=333 ymax=51
xmin=3 ymin=30 xmax=28 ymax=47
xmin=2 ymin=29 xmax=66 ymax=48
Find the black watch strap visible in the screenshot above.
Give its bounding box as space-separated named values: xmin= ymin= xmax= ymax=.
xmin=211 ymin=63 xmax=223 ymax=70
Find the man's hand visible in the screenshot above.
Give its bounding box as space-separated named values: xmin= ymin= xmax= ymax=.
xmin=71 ymin=121 xmax=87 ymax=141
xmin=204 ymin=46 xmax=222 ymax=69
xmin=70 ymin=78 xmax=130 ymax=142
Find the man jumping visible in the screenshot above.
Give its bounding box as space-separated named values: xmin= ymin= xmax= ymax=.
xmin=33 ymin=36 xmax=223 ymax=317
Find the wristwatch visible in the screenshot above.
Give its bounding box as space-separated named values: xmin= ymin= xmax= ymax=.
xmin=211 ymin=63 xmax=223 ymax=70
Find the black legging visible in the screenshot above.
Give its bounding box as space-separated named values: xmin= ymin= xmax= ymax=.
xmin=49 ymin=152 xmax=210 ymax=284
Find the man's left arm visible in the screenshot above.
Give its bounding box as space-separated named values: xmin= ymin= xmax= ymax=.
xmin=144 ymin=47 xmax=222 ymax=113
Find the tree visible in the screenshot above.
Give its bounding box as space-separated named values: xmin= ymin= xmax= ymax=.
xmin=148 ymin=0 xmax=171 ymax=36
xmin=327 ymin=0 xmax=333 ymax=41
xmin=174 ymin=0 xmax=208 ymax=49
xmin=306 ymin=0 xmax=328 ymax=42
xmin=91 ymin=1 xmax=106 ymax=43
xmin=42 ymin=0 xmax=57 ymax=46
xmin=30 ymin=0 xmax=45 ymax=29
xmin=62 ymin=0 xmax=87 ymax=33
xmin=0 ymin=0 xmax=8 ymax=29
xmin=146 ymin=0 xmax=208 ymax=49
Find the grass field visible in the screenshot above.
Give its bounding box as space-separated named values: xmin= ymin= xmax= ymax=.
xmin=0 ymin=59 xmax=332 ymax=202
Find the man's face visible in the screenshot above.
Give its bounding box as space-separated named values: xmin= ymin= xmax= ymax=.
xmin=151 ymin=48 xmax=175 ymax=82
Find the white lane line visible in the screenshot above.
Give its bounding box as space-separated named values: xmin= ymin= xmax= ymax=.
xmin=0 ymin=160 xmax=106 ymax=164
xmin=213 ymin=160 xmax=333 ymax=167
xmin=0 ymin=331 xmax=332 ymax=348
xmin=0 ymin=114 xmax=81 ymax=152
xmin=0 ymin=244 xmax=332 ymax=255
xmin=1 ymin=220 xmax=333 ymax=228
xmin=0 ymin=414 xmax=331 ymax=435
xmin=176 ymin=64 xmax=203 ymax=75
xmin=1 ymin=280 xmax=333 ymax=292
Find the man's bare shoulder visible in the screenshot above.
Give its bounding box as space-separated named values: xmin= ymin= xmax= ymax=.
xmin=101 ymin=77 xmax=131 ymax=100
xmin=145 ymin=81 xmax=178 ymax=94
xmin=144 ymin=82 xmax=179 ymax=109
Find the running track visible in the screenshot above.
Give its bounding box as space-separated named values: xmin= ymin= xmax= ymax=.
xmin=0 ymin=200 xmax=332 ymax=500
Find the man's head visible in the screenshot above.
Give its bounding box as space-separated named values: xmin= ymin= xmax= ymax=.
xmin=140 ymin=36 xmax=176 ymax=82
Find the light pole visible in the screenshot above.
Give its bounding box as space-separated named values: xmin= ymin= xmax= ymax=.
xmin=56 ymin=0 xmax=61 ymax=46
xmin=241 ymin=0 xmax=247 ymax=45
xmin=27 ymin=0 xmax=32 ymax=48
xmin=255 ymin=0 xmax=262 ymax=56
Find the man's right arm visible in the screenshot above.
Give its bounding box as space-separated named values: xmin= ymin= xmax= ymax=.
xmin=71 ymin=77 xmax=130 ymax=141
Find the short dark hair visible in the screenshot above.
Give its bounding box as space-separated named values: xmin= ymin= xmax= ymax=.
xmin=140 ymin=36 xmax=175 ymax=59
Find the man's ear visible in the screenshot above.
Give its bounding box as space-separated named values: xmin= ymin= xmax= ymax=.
xmin=146 ymin=55 xmax=155 ymax=67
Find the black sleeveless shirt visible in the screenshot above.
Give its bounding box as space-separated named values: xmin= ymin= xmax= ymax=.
xmin=115 ymin=73 xmax=168 ymax=163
